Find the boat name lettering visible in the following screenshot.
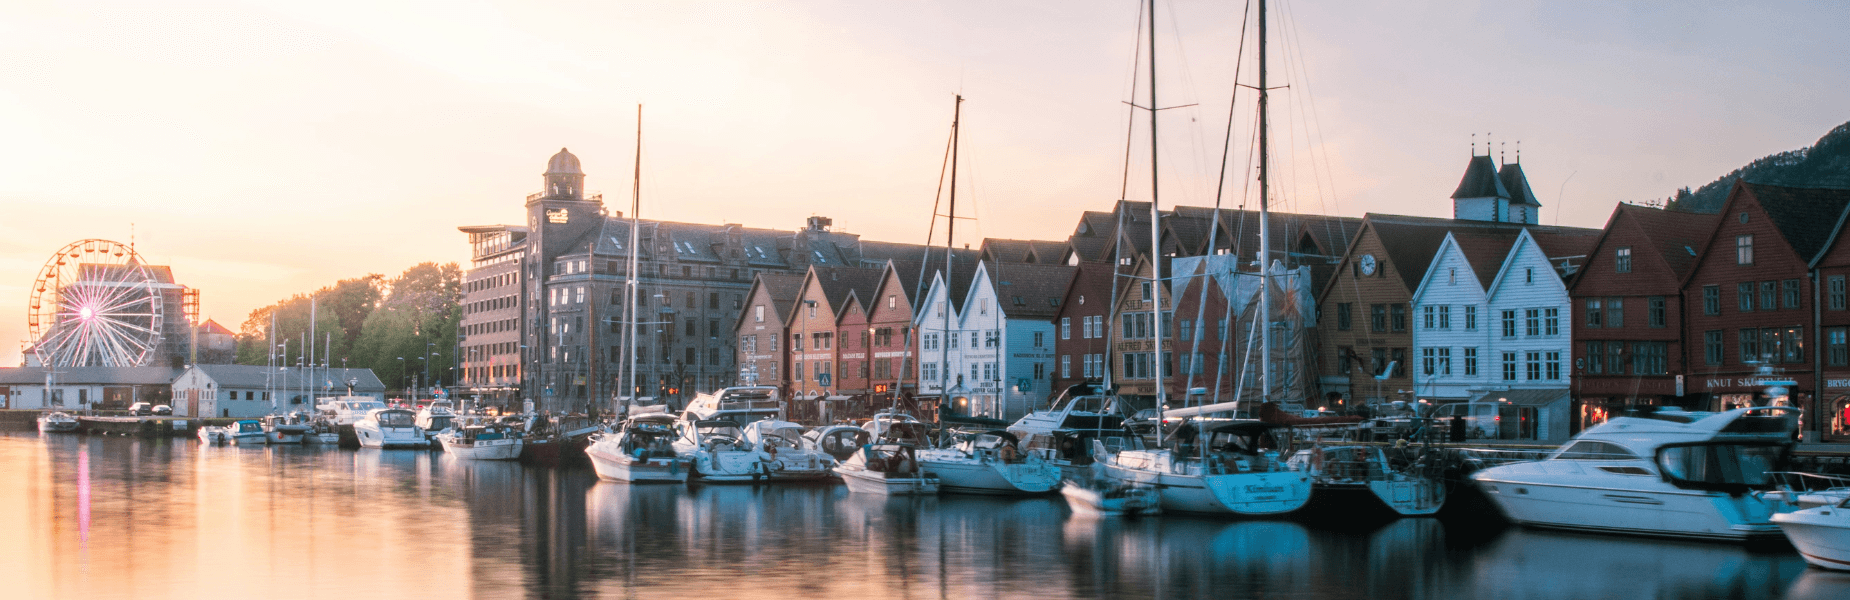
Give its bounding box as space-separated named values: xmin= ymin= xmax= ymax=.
xmin=1244 ymin=485 xmax=1285 ymax=494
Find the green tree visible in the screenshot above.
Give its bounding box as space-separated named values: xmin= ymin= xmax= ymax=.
xmin=351 ymin=263 xmax=461 ymax=396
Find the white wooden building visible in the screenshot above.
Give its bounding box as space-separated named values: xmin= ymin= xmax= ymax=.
xmin=914 ymin=261 xmax=1073 ymax=421
xmin=172 ymin=364 xmax=386 ymax=418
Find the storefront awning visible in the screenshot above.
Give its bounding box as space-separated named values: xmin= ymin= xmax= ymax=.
xmin=824 ymin=395 xmax=852 ymax=401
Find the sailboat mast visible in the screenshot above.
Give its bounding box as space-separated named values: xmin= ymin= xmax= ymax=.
xmin=1147 ymin=0 xmax=1167 ymax=413
xmin=623 ymin=105 xmax=643 ymax=409
xmin=941 ymin=95 xmax=961 ymax=423
xmin=1257 ymin=0 xmax=1272 ymax=402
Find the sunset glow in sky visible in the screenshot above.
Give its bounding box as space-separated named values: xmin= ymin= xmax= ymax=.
xmin=2 ymin=0 xmax=1846 ymax=365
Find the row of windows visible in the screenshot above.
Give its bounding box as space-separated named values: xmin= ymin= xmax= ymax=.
xmin=1585 ymin=296 xmax=1668 ymax=328
xmin=1700 ymin=326 xmax=1807 ymax=366
xmin=466 ymin=272 xmax=516 ymax=293
xmin=1059 ymin=354 xmax=1108 ymax=378
xmin=464 ymin=318 xmax=516 ymax=336
xmin=920 ymin=330 xmax=1004 ymax=351
xmin=1061 ymin=315 xmax=1108 ymax=340
xmin=1334 ymin=346 xmax=1408 ymax=378
xmin=1583 ymin=341 xmax=1669 ymax=375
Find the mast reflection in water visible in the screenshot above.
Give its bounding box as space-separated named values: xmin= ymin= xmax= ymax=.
xmin=4 ymin=432 xmax=1845 ymax=599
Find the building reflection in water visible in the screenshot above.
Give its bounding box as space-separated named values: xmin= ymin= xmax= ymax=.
xmin=5 ymin=433 xmax=1850 ymax=600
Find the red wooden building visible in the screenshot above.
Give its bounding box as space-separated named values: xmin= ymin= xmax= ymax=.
xmin=1570 ymin=203 xmax=1718 ymax=431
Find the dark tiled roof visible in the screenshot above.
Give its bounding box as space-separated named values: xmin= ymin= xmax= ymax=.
xmin=1067 ymin=211 xmax=1119 ymax=262
xmin=1500 ymin=162 xmax=1542 ymax=207
xmin=1446 ymin=231 xmax=1522 ymax=289
xmin=1600 ymin=204 xmax=1720 ymax=281
xmin=889 ymin=251 xmax=980 ymax=305
xmin=1451 ymin=155 xmax=1510 ymax=199
xmin=1745 ymin=182 xmax=1850 ymax=261
xmin=1053 ymin=261 xmax=1117 ymax=321
xmin=980 ymin=238 xmax=1066 ymax=264
xmin=812 ymin=267 xmax=887 ymax=319
xmin=986 ymin=262 xmax=1079 ymax=320
xmin=751 ymin=273 xmax=807 ymax=324
xmin=1367 ymin=214 xmax=1603 ymax=292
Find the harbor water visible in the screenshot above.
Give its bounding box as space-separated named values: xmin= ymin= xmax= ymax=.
xmin=5 ymin=431 xmax=1848 ymax=600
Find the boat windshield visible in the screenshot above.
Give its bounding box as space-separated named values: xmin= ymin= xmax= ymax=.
xmin=1656 ymin=442 xmax=1788 ymax=489
xmin=427 ymin=416 xmax=453 ymax=430
xmin=1552 ymin=440 xmax=1638 ymax=461
xmin=1054 ymin=395 xmax=1112 ymax=414
xmin=236 ymin=421 xmax=262 ymax=433
xmin=376 ymin=411 xmax=415 ymax=428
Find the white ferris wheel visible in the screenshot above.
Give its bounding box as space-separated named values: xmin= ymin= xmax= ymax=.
xmin=27 ymin=239 xmax=165 ymax=368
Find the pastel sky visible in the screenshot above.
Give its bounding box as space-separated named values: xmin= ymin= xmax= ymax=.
xmin=2 ymin=0 xmax=1846 ymax=366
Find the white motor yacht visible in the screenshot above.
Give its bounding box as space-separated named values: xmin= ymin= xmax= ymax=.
xmin=675 ymin=419 xmax=765 ymax=482
xmin=917 ymin=430 xmax=1059 ymax=495
xmin=1773 ymin=496 xmax=1850 ymax=570
xmin=1287 ymin=444 xmax=1446 ymax=516
xmin=804 ymin=424 xmax=871 ymax=462
xmin=261 ymin=414 xmax=312 ymax=445
xmin=352 ymin=408 xmax=430 ymax=449
xmin=1095 ymin=420 xmax=1312 ymax=516
xmin=836 ymin=442 xmax=939 ymax=495
xmin=416 ymin=400 xmax=457 ymax=444
xmin=436 ymin=423 xmax=523 ymax=460
xmin=1472 ymin=405 xmax=1799 ymax=542
xmin=224 ymin=419 xmax=268 ymax=445
xmin=37 ymin=412 xmax=79 ymax=434
xmin=198 ymin=424 xmax=229 ymax=444
xmin=741 ymin=420 xmax=837 ymax=481
xmin=1005 ymin=385 xmax=1142 ymax=478
xmin=863 ymin=410 xmax=934 ymax=445
xmin=681 ymin=386 xmax=783 ymax=427
xmin=320 ymin=396 xmax=387 ymax=427
xmin=585 ymin=413 xmax=687 ymax=483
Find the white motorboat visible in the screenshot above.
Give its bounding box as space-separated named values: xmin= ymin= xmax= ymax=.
xmin=197 ymin=424 xmax=229 ymax=444
xmin=675 ymin=419 xmax=765 ymax=482
xmin=917 ymin=430 xmax=1060 ymax=495
xmin=37 ymin=411 xmax=79 ymax=434
xmin=836 ymin=443 xmax=939 ymax=495
xmin=225 ymin=419 xmax=268 ymax=445
xmin=261 ymin=414 xmax=312 ymax=445
xmin=1094 ymin=420 xmax=1312 ymax=516
xmin=352 ymin=408 xmax=430 ymax=449
xmin=1005 ymin=385 xmax=1142 ymax=478
xmin=1773 ymin=496 xmax=1850 ymax=570
xmin=320 ymin=396 xmax=387 ymax=427
xmin=681 ymin=386 xmax=783 ymax=427
xmin=863 ymin=410 xmax=934 ymax=445
xmin=741 ymin=420 xmax=838 ymax=481
xmin=804 ymin=424 xmax=871 ymax=462
xmin=1472 ymin=405 xmax=1800 ymax=542
xmin=1061 ymin=478 xmax=1161 ymax=517
xmin=436 ymin=423 xmax=524 ymax=460
xmin=585 ymin=413 xmax=688 ymax=483
xmin=416 ymin=400 xmax=457 ymax=444
xmin=1287 ymin=444 xmax=1446 ymax=516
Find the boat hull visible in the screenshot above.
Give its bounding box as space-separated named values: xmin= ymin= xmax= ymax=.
xmin=37 ymin=420 xmax=79 ymax=434
xmin=264 ymin=427 xmax=309 ymax=445
xmin=439 ymin=436 xmax=524 ymax=460
xmin=919 ymin=456 xmax=1059 ymax=495
xmin=1099 ymin=460 xmax=1310 ymax=516
xmin=586 ymin=444 xmax=687 ymax=483
xmin=839 ymin=468 xmax=939 ymax=495
xmin=1774 ymin=507 xmax=1850 ymax=570
xmin=1473 ymin=472 xmax=1783 ymax=542
xmin=354 ymin=424 xmax=430 ymax=449
xmin=229 ymin=432 xmax=268 ymax=445
xmin=690 ymin=450 xmax=768 ymax=482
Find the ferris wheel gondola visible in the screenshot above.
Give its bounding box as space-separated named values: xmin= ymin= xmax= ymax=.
xmin=26 ymin=239 xmax=164 ymax=368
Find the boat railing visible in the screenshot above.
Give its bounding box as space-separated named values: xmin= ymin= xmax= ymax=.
xmin=1768 ymin=471 xmax=1850 ymax=493
xmin=1452 ymin=447 xmax=1550 ymax=469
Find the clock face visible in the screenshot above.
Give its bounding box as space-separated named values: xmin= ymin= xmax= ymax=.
xmin=1360 ymin=254 xmax=1378 ymax=275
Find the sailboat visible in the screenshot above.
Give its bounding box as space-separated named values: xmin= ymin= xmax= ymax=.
xmin=1091 ymin=0 xmax=1312 ymax=516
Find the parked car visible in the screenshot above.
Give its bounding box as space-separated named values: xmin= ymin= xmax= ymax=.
xmin=152 ymin=404 xmax=173 ymax=416
xmin=128 ymin=402 xmax=153 ymax=416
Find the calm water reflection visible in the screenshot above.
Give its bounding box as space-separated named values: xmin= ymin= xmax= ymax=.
xmin=4 ymin=431 xmax=1846 ymax=599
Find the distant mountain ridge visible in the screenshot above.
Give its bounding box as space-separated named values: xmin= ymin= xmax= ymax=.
xmin=1666 ymin=120 xmax=1850 ymax=213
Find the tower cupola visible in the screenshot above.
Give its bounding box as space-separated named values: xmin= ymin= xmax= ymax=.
xmin=543 ymin=147 xmax=585 ymax=200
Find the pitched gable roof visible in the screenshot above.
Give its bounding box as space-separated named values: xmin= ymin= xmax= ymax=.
xmin=750 ymin=272 xmax=807 ymax=325
xmin=1746 ymin=181 xmax=1850 ymax=261
xmin=1499 ymin=162 xmax=1542 ymax=207
xmin=1451 ymin=155 xmax=1510 ymax=199
xmin=811 ymin=267 xmax=887 ymax=319
xmin=1365 ymin=214 xmax=1603 ymax=293
xmin=984 ymin=262 xmax=1079 ymax=320
xmin=1614 ymin=204 xmax=1721 ymax=280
